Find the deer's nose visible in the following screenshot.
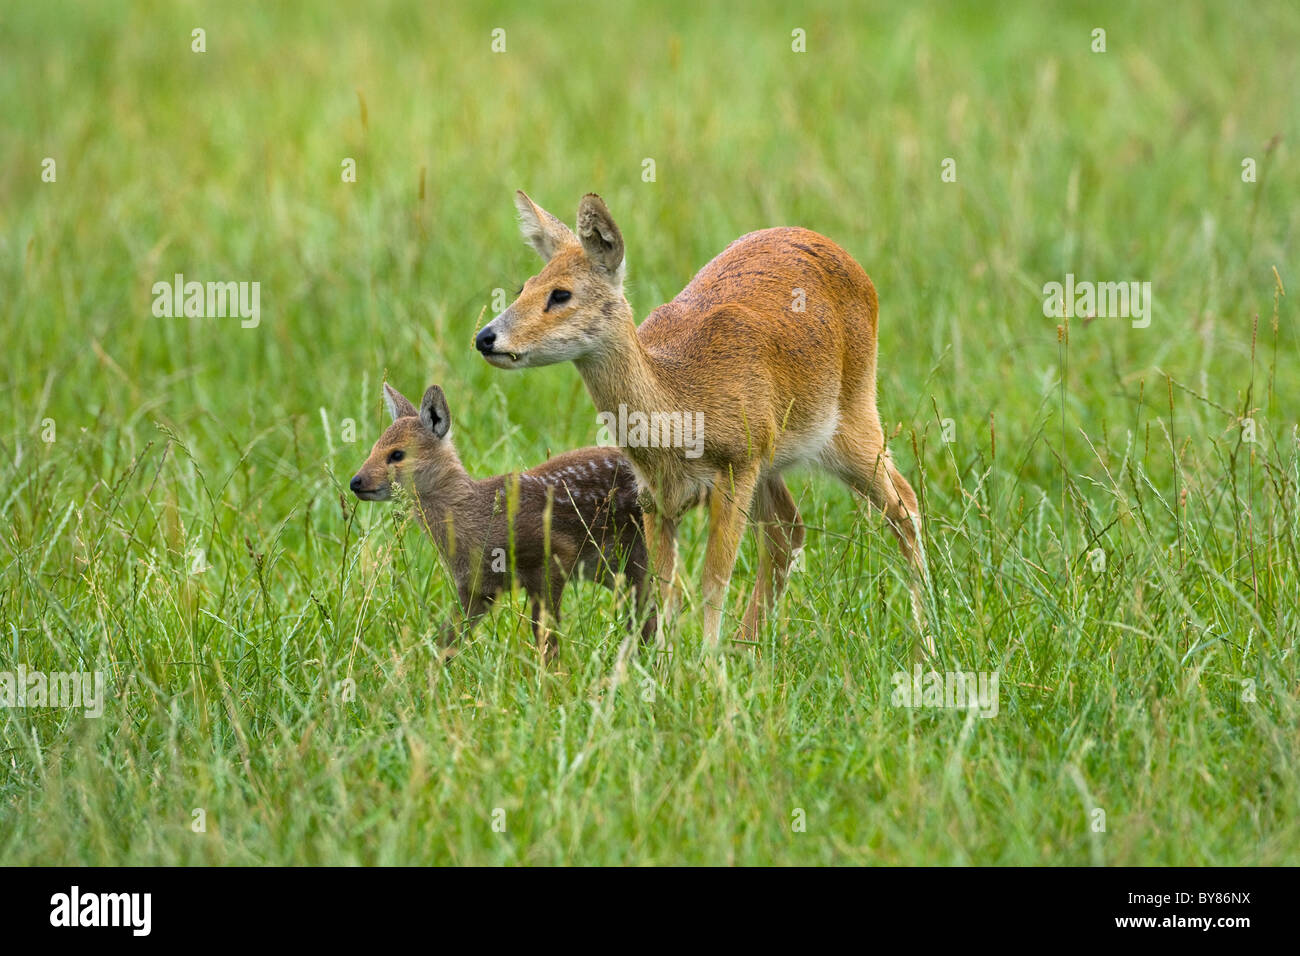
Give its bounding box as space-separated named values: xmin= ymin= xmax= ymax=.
xmin=475 ymin=327 xmax=497 ymax=353
xmin=349 ymin=474 xmax=364 ymax=493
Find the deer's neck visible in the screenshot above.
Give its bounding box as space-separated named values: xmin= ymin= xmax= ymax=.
xmin=574 ymin=307 xmax=674 ymax=424
xmin=410 ymin=453 xmax=482 ymax=567
xmin=575 ymin=304 xmax=712 ymax=517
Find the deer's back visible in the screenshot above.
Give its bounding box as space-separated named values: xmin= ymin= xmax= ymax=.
xmin=636 ymin=227 xmax=880 ymax=462
xmin=477 ymin=447 xmax=643 ymax=581
xmin=521 ymin=447 xmax=642 ymax=524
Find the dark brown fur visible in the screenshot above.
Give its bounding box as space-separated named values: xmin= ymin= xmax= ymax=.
xmin=350 ymin=384 xmax=654 ymax=661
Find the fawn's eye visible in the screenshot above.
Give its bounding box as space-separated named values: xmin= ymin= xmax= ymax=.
xmin=387 ymin=450 xmax=405 ymax=463
xmin=546 ymin=289 xmax=572 ymax=310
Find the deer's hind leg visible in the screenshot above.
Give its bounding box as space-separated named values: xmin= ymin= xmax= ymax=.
xmin=824 ymin=411 xmax=933 ymax=656
xmin=737 ymin=475 xmax=805 ymax=645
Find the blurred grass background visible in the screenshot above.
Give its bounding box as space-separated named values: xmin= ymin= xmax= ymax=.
xmin=0 ymin=0 xmax=1297 ymax=864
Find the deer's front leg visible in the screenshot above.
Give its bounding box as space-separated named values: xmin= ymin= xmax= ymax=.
xmin=701 ymin=466 xmax=759 ymax=650
xmin=631 ymin=573 xmax=658 ymax=645
xmin=438 ymin=587 xmax=492 ymax=662
xmin=642 ymin=511 xmax=679 ymax=647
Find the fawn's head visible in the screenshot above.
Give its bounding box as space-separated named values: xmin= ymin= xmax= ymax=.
xmin=475 ymin=191 xmax=631 ymax=369
xmin=350 ymin=384 xmax=461 ymax=502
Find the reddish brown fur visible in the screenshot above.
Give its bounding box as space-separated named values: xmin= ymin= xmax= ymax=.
xmin=350 ymin=384 xmax=655 ymax=661
xmin=476 ymin=192 xmax=931 ymax=655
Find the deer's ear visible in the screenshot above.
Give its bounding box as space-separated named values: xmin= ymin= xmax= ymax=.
xmin=419 ymin=385 xmax=451 ymax=439
xmin=515 ymin=190 xmax=575 ymax=261
xmin=383 ymin=383 xmax=418 ymax=422
xmin=576 ymin=193 xmax=625 ymax=281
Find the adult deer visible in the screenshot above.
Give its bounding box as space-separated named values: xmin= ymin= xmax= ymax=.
xmin=475 ymin=192 xmax=930 ymax=654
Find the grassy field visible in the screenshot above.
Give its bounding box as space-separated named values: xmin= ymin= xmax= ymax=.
xmin=1 ymin=0 xmax=1297 ymax=865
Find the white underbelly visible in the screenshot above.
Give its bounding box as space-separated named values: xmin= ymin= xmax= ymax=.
xmin=772 ymin=410 xmax=841 ymax=470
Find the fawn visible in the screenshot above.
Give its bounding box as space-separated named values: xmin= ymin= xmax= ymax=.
xmin=474 ymin=192 xmax=930 ymax=654
xmin=349 ymin=382 xmax=656 ymax=661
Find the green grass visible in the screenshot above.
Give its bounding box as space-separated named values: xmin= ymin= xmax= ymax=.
xmin=1 ymin=0 xmax=1297 ymax=865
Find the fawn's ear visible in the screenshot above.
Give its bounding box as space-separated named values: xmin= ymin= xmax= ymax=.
xmin=515 ymin=190 xmax=575 ymax=261
xmin=383 ymin=383 xmax=418 ymax=422
xmin=419 ymin=385 xmax=451 ymax=439
xmin=576 ymin=193 xmax=625 ymax=281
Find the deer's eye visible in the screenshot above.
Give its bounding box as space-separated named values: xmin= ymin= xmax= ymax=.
xmin=546 ymin=289 xmax=572 ymax=310
xmin=388 ymin=450 xmax=405 ymax=463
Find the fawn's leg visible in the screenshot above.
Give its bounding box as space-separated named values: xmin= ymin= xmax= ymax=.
xmin=529 ymin=575 xmax=566 ymax=664
xmin=738 ymin=475 xmax=806 ymax=645
xmin=701 ymin=465 xmax=759 ymax=649
xmin=439 ymin=589 xmax=493 ymax=661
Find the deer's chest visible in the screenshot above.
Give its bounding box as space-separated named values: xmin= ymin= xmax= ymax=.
xmin=627 ymin=455 xmax=709 ymax=522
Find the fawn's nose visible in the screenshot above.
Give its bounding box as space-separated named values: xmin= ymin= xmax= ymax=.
xmin=349 ymin=474 xmax=364 ymax=493
xmin=475 ymin=327 xmax=497 ymax=354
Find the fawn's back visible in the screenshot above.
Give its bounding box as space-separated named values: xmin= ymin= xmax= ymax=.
xmin=473 ymin=446 xmax=647 ymax=588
